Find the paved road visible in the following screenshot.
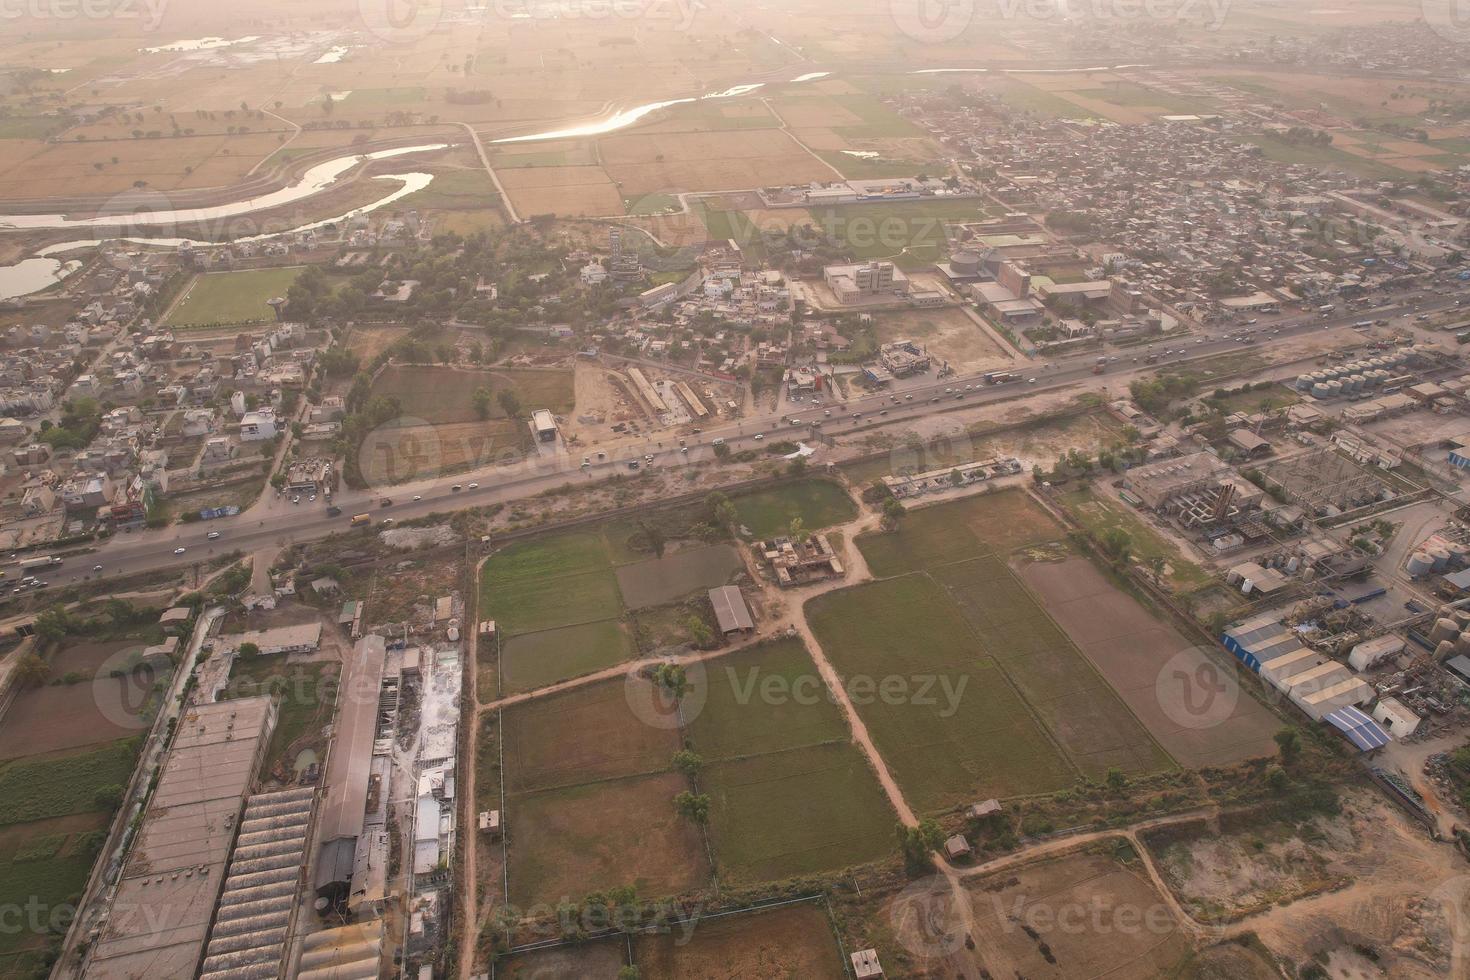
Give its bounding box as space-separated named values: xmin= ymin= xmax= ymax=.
xmin=7 ymin=285 xmax=1467 ymax=601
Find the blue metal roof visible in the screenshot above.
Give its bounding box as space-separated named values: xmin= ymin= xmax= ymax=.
xmin=1324 ymin=706 xmax=1391 ymax=752
xmin=1445 ymin=568 xmax=1470 ymax=590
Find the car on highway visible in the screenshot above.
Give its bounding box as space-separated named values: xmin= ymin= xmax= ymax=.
xmin=644 ymin=454 xmax=654 ymax=463
xmin=413 ymin=494 xmax=422 ymax=501
xmin=92 ymin=564 xmax=102 ymax=572
xmin=596 ymin=451 xmax=607 ymax=459
xmin=381 ymin=518 xmax=394 ymax=526
xmin=753 ymin=434 xmax=764 ymax=441
xmin=174 ymin=547 xmax=187 ymax=555
xmin=380 ymin=498 xmax=393 ymax=507
xmin=326 ymin=506 xmax=342 ymax=517
xmin=291 ymin=495 xmax=300 ymax=504
xmin=207 ymin=531 xmax=220 ymax=540
xmin=451 ymin=485 xmax=462 ymax=492
xmin=468 ymin=482 xmax=479 ymax=489
xmin=309 ymin=494 xmax=317 ymax=502
xmin=1027 ymin=378 xmax=1037 ymax=384
xmin=680 ymin=446 xmax=689 ymax=453
xmin=627 ymin=460 xmax=640 ymax=469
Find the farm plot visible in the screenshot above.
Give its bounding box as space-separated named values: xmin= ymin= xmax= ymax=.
xmin=0 ymin=812 xmax=110 ymax=974
xmin=686 ymin=639 xmax=895 ymax=882
xmin=807 ymin=575 xmax=1074 ymax=810
xmin=857 ymin=489 xmax=1061 ymax=578
xmin=0 ymin=741 xmax=137 ymax=827
xmin=163 ymin=267 xmax=305 ymax=328
xmin=498 ymin=620 xmax=635 ymax=696
xmin=369 ymin=365 xmax=574 ymax=424
xmin=497 ymin=937 xmax=628 ymax=978
xmin=0 ymin=639 xmax=158 ymax=760
xmin=614 ymin=543 xmax=744 ymax=610
xmin=731 ymin=480 xmax=856 ymax=539
xmin=496 ymin=165 xmax=623 ymax=218
xmin=633 ymin=902 xmax=845 ymax=979
xmin=933 ymin=558 xmax=1172 ymax=777
xmin=502 ymin=677 xmax=709 ymax=906
xmin=948 ymin=849 xmax=1192 ymax=978
xmin=1018 ymin=558 xmax=1280 ymax=769
xmin=598 ymin=130 xmax=834 ymax=197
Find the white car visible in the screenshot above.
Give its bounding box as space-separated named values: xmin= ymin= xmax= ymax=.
xmin=468 ymin=482 xmax=479 ymax=489
xmin=1027 ymin=378 xmax=1037 ymax=384
xmin=644 ymin=454 xmax=654 ymax=462
xmin=174 ymin=547 xmax=187 ymax=555
xmin=207 ymin=531 xmax=220 ymax=540
xmin=92 ymin=564 xmax=103 ymax=572
xmin=753 ymin=434 xmax=764 ymax=441
xmin=413 ymin=494 xmax=422 ymax=501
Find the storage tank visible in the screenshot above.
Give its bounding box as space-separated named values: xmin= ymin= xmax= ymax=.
xmin=1430 ymin=546 xmax=1452 ymax=572
xmin=1285 ymin=555 xmax=1301 ymax=573
xmin=1430 ymin=617 xmax=1460 ymax=646
xmin=1344 ymin=376 xmax=1364 ymax=396
xmin=1295 ymin=373 xmax=1315 ymax=391
xmin=1407 ymin=552 xmax=1437 ymax=577
xmin=1437 ymin=639 xmax=1459 ymax=663
xmin=1327 ymin=380 xmax=1345 ymax=397
xmin=1313 ymin=382 xmax=1333 ymax=399
xmin=1454 ymin=608 xmax=1470 ymax=630
xmin=950 ymin=250 xmax=983 ymax=277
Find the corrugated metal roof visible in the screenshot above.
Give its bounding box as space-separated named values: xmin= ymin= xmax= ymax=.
xmin=1325 ymin=705 xmax=1391 ymax=751
xmin=709 ymin=585 xmax=754 ymax=632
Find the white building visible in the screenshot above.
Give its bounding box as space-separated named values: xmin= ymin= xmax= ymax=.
xmin=239 ymin=410 xmax=278 ymax=442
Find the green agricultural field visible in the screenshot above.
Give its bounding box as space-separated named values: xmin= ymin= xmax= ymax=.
xmin=397 ymin=168 xmax=501 ymax=211
xmin=499 ymin=620 xmax=636 ymax=695
xmin=1058 ymin=486 xmax=1210 ymax=591
xmin=370 ymin=365 xmax=574 ymax=425
xmin=731 ymin=480 xmax=856 ymax=539
xmin=163 ymin=267 xmax=305 ymax=328
xmin=0 ymin=741 xmax=137 ymax=826
xmin=0 ymin=812 xmax=110 ymax=969
xmin=857 ymin=489 xmax=1061 ymax=578
xmin=485 ymin=567 xmax=623 ymax=634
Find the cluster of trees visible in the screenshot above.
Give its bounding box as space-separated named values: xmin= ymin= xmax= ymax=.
xmin=38 ymin=396 xmax=102 ymax=451
xmin=1129 ymin=372 xmax=1201 ymax=416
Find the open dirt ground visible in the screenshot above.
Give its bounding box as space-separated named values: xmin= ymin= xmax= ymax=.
xmin=1018 ymin=556 xmax=1281 ymax=768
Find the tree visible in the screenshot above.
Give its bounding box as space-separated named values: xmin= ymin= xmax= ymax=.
xmin=673 ymin=791 xmax=710 ymax=823
xmin=713 ymin=442 xmax=731 ymax=461
xmin=787 ymin=456 xmax=807 ymax=477
xmin=685 ymin=615 xmax=713 ymax=648
xmin=1146 ymin=556 xmax=1167 ymax=586
xmin=897 ymin=819 xmax=945 ymax=871
xmin=238 ymin=642 xmax=260 ymax=658
xmin=497 ymin=390 xmax=522 ymax=418
xmin=1105 ymin=767 xmax=1127 ymax=791
xmin=671 ymin=749 xmax=704 ymax=776
xmin=1264 ymin=765 xmax=1289 ymax=792
xmin=1274 ymin=727 xmax=1301 ymax=763
xmin=881 ymin=496 xmax=905 ymax=531
xmin=34 ymin=605 xmax=70 ymax=643
xmin=618 ymin=968 xmax=642 ymax=980
xmin=1098 ymin=527 xmax=1132 ymax=565
xmin=12 ymin=653 xmax=48 ymax=688
xmin=640 ymin=520 xmax=665 ymax=558
xmin=653 ymin=663 xmax=688 ymax=700
xmin=472 ymin=386 xmax=494 ymax=420
xmin=788 ymin=516 xmax=807 ymax=544
xmin=93 ymin=784 xmax=124 ymax=811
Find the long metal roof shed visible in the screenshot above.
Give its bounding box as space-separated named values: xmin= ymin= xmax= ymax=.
xmin=709 ymin=585 xmax=754 ymax=633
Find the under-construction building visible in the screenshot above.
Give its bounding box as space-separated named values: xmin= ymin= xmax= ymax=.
xmin=608 ymin=228 xmax=645 ymax=283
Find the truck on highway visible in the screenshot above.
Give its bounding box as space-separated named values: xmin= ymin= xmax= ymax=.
xmin=18 ymin=556 xmax=61 ymax=571
xmin=350 ymin=514 xmax=371 ymax=527
xmin=1318 ymin=304 xmax=1336 ymax=314
xmin=984 ymin=372 xmax=1019 ymax=384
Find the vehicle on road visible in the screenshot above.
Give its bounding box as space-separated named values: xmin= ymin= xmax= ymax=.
xmin=381 ymin=518 xmax=394 ymax=525
xmin=350 ymin=514 xmax=371 ymax=527
xmin=753 ymin=433 xmax=764 ymax=440
xmin=413 ymin=495 xmax=422 ymax=501
xmin=628 ymin=460 xmax=640 ymax=469
xmin=291 ymin=495 xmax=300 ymax=504
xmin=380 ymin=498 xmax=393 ymax=507
xmin=174 ymin=547 xmax=187 ymax=555
xmin=18 ymin=556 xmax=60 ymax=571
xmin=93 ymin=564 xmax=102 ymax=572
xmin=207 ymin=531 xmax=220 ymax=540
xmin=644 ymin=454 xmax=654 ymax=463
xmin=468 ymin=482 xmax=479 ymax=489
xmin=326 ymin=506 xmax=342 ymax=517
xmin=451 ymin=485 xmax=463 ymax=492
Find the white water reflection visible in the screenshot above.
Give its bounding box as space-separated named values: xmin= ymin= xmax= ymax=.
xmin=493 ymin=83 xmax=769 ymax=144
xmin=0 ymin=257 xmax=82 ymax=302
xmin=0 ymin=144 xmax=449 ymax=232
xmin=140 ymin=36 xmax=260 ymax=54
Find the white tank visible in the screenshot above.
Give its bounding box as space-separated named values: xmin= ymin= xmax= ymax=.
xmin=1431 ymin=617 xmax=1461 ymax=645
xmin=1431 ymin=546 xmax=1452 ymax=572
xmin=1285 ymin=555 xmax=1301 ymax=573
xmin=1313 ymin=383 xmax=1332 ymax=399
xmin=1407 ymin=552 xmax=1436 ymax=577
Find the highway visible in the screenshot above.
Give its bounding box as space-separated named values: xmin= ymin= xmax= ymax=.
xmin=7 ymin=280 xmax=1468 ymax=599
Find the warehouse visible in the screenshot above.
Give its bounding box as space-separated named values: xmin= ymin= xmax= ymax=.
xmin=709 ymin=585 xmax=755 ymax=635
xmin=316 ymin=635 xmax=386 ymax=908
xmin=217 ymin=622 xmax=322 ymax=656
xmin=83 ymin=698 xmax=277 ymax=979
xmin=198 ymin=787 xmax=316 ymax=980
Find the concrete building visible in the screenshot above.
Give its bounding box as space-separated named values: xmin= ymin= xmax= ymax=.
xmin=316 ymin=635 xmax=386 ymax=910
xmin=824 ymin=261 xmax=910 ymax=304
xmin=217 ymin=623 xmax=322 ymax=656
xmin=1372 ymin=696 xmax=1421 ymax=738
xmin=82 ymin=697 xmax=277 ymax=979
xmin=531 ymin=409 xmax=558 ymax=443
xmin=1122 ymin=452 xmax=1233 ymax=511
xmin=238 ymin=410 xmax=278 ymax=442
